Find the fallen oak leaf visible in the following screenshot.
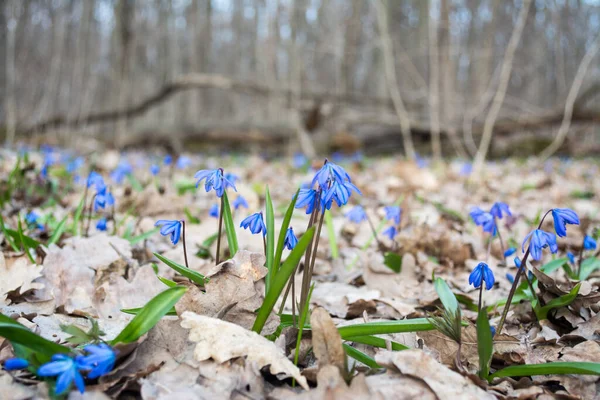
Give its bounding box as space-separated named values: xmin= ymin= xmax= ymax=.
xmin=181 ymin=311 xmax=309 ymax=390
xmin=311 ymin=307 xmax=346 ymax=372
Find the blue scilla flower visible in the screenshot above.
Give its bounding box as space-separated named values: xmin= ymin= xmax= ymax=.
xmin=504 ymin=247 xmax=516 ymax=257
xmin=284 ymin=227 xmax=299 ymax=250
xmin=110 ymin=161 xmax=133 ymax=184
xmin=470 ymin=207 xmax=496 ymax=234
xmin=584 ymin=235 xmax=597 ymax=250
xmin=522 ymin=229 xmax=558 ymax=261
xmin=567 ymin=251 xmax=576 ymax=265
xmin=514 ymin=257 xmax=522 ymax=269
xmin=311 ymin=160 xmax=352 ymax=190
xmin=209 ymin=204 xmax=219 ymax=218
xmin=225 ymin=172 xmax=240 ymax=186
xmin=164 ymin=155 xmax=173 ymax=165
xmin=79 ymin=344 xmax=116 ymax=379
xmin=155 ymin=220 xmax=182 ymax=245
xmin=490 ymin=326 xmax=496 ymax=336
xmin=552 ymin=208 xmax=579 ymax=238
xmin=490 ymin=202 xmax=512 ymax=219
xmin=37 ymin=354 xmax=87 ymax=395
xmin=383 ymin=225 xmax=397 ymax=240
xmin=232 ymin=195 xmax=249 ymax=210
xmin=96 ymin=218 xmax=107 ymax=231
xmin=66 ymin=157 xmax=84 ymax=174
xmin=94 ymin=188 xmax=114 ymax=211
xmin=295 ymin=188 xmax=319 ymax=215
xmin=346 ymin=205 xmax=367 ymax=223
xmin=194 ymin=169 xmax=237 ymax=198
xmin=384 ymin=206 xmax=401 ymax=225
xmin=25 ymin=211 xmax=44 ymax=230
xmin=469 ymin=262 xmax=495 ymax=290
xmin=240 ymin=212 xmax=267 ymax=236
xmin=323 ymin=179 xmax=360 ymax=209
xmin=176 ymin=156 xmax=191 ymax=169
xmin=150 ymin=164 xmax=160 ymax=176
xmin=87 ymin=171 xmax=105 ymax=190
xmin=506 ymin=273 xmax=515 ymax=284
xmin=3 ymin=358 xmax=29 ymax=370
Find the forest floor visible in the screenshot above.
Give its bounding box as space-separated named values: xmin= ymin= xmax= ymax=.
xmin=0 ymin=148 xmax=599 ymax=399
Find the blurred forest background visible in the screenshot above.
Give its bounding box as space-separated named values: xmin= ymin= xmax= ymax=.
xmin=1 ymin=0 xmax=600 ymax=163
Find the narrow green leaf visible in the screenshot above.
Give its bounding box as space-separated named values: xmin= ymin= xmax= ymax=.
xmin=536 ymin=282 xmax=581 ymax=320
xmin=343 ymin=343 xmax=380 ymax=368
xmin=383 ymin=252 xmax=402 ymax=273
xmin=580 ymin=257 xmax=600 ymax=280
xmin=127 ymin=174 xmax=143 ymax=192
xmin=128 ymin=227 xmax=160 ymax=244
xmin=157 ymin=275 xmax=178 ymax=288
xmin=120 ymin=307 xmax=177 ymax=316
xmin=434 ymin=278 xmax=459 ymax=314
xmin=112 ymin=286 xmax=187 ymax=344
xmin=265 ymin=186 xmax=275 ymax=293
xmin=274 ymin=190 xmax=299 ymax=274
xmin=325 ymin=210 xmax=339 ymax=259
xmin=18 ymin=219 xmax=36 ymax=264
xmin=0 ymin=314 xmax=69 ymax=357
xmin=252 ymin=227 xmax=315 ymax=334
xmin=184 ymin=207 xmax=201 ymax=224
xmin=490 ymin=362 xmax=600 ymax=379
xmin=71 ymin=193 xmax=86 ymax=236
xmin=0 ymin=216 xmax=19 ymax=252
xmin=48 ymin=216 xmax=68 ymax=245
xmin=476 ymin=308 xmax=493 ymax=379
xmin=294 ymin=284 xmax=314 ymax=368
xmin=338 ymin=319 xmax=435 ymax=338
xmin=541 ymin=257 xmax=569 ymax=274
xmin=154 ymin=252 xmax=208 ymax=286
xmin=222 ymin=191 xmax=239 ymax=257
xmin=345 ymin=335 xmax=409 ymax=351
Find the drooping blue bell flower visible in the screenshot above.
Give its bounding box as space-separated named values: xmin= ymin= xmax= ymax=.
xmin=384 ymin=206 xmax=401 ymax=225
xmin=505 ymin=273 xmax=515 ymax=284
xmin=194 ymin=169 xmax=237 ymax=198
xmin=110 ymin=161 xmax=133 ymax=184
xmin=240 ymin=212 xmax=267 ymax=236
xmin=470 ymin=207 xmax=496 ymax=235
xmin=295 ymin=188 xmax=319 ymax=215
xmin=567 ymin=251 xmax=576 ymax=265
xmin=155 ymin=220 xmax=182 ymax=245
xmin=164 ymin=155 xmax=173 ymax=165
xmin=522 ymin=229 xmax=558 ymax=261
xmin=583 ymin=235 xmax=597 ymax=250
xmin=346 ymin=205 xmax=367 ymax=223
xmin=383 ymin=225 xmax=397 ymax=240
xmin=283 ymin=227 xmax=298 ymax=250
xmin=469 ymin=262 xmax=495 ymax=290
xmin=96 ymin=218 xmax=107 ymax=231
xmin=3 ymin=358 xmax=29 ymax=370
xmin=490 ymin=202 xmax=512 ymax=220
xmin=209 ymin=204 xmax=219 ymax=218
xmin=232 ymin=195 xmax=249 ymax=210
xmin=551 ymin=208 xmax=579 ymax=238
xmin=504 ymin=247 xmax=516 ymax=257
xmin=79 ymin=343 xmax=116 ymax=379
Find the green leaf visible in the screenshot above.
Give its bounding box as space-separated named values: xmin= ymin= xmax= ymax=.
xmin=157 ymin=275 xmax=178 ymax=288
xmin=154 ymin=252 xmax=208 ymax=286
xmin=265 ymin=186 xmax=275 ymax=293
xmin=252 ymin=227 xmax=315 ymax=334
xmin=337 ymin=319 xmax=435 ymax=338
xmin=490 ymin=362 xmax=600 ymax=379
xmin=273 ymin=190 xmax=298 ymax=274
xmin=184 ymin=207 xmax=201 ymax=224
xmin=4 ymin=227 xmax=41 ymax=250
xmin=540 ymin=257 xmax=570 ymax=275
xmin=476 ymin=308 xmax=493 ymax=379
xmin=60 ymin=324 xmax=92 ymax=345
xmin=111 ymin=286 xmax=187 ymax=345
xmin=293 ymin=284 xmax=314 ymax=368
xmin=48 ymin=216 xmax=68 ymax=246
xmin=325 ymin=210 xmax=339 ymax=259
xmin=128 ymin=227 xmax=160 ymax=245
xmin=434 ymin=278 xmax=459 ymax=314
xmin=0 ymin=216 xmax=19 ymax=252
xmin=383 ymin=252 xmax=402 ymax=273
xmin=127 ymin=173 xmax=143 ymax=192
xmin=535 ymin=282 xmax=581 ymax=320
xmin=18 ymin=219 xmax=36 ymax=264
xmin=120 ymin=307 xmax=177 ymax=316
xmin=0 ymin=314 xmax=69 ymax=358
xmin=221 ymin=191 xmax=239 ymax=257
xmin=344 ymin=335 xmax=409 ymax=351
xmin=580 ymin=257 xmax=600 ymax=280
xmin=72 ymin=194 xmax=86 ymax=236
xmin=343 ymin=343 xmax=380 ymax=368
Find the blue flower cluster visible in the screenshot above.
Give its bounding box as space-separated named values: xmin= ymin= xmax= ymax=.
xmin=194 ymin=169 xmax=237 ymax=198
xmin=87 ymin=172 xmax=114 ymax=212
xmin=4 ymin=344 xmax=116 ymax=395
xmin=296 ymin=160 xmax=360 ymax=215
xmin=470 ymin=202 xmax=511 ymax=235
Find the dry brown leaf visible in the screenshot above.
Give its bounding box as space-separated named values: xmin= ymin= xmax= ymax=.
xmin=311 ymin=307 xmax=346 ymax=372
xmin=376 ymin=350 xmax=495 ymax=399
xmin=175 ymin=250 xmax=278 ymax=333
xmin=311 ymin=281 xmax=380 ymax=318
xmin=0 ymin=253 xmax=44 ymax=306
xmin=181 ymin=311 xmax=309 ymax=390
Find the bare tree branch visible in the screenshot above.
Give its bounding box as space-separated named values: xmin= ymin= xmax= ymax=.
xmin=538 ymin=33 xmax=600 ymax=161
xmin=472 ymin=0 xmax=532 ymax=178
